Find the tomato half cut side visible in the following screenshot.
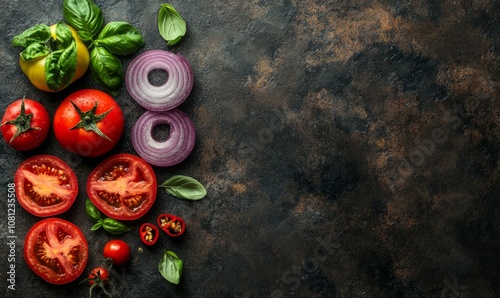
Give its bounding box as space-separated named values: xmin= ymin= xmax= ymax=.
xmin=14 ymin=155 xmax=78 ymax=217
xmin=24 ymin=218 xmax=89 ymax=284
xmin=87 ymin=154 xmax=157 ymax=220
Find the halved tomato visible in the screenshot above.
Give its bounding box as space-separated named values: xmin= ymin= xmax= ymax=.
xmin=87 ymin=154 xmax=157 ymax=220
xmin=14 ymin=155 xmax=78 ymax=217
xmin=24 ymin=218 xmax=89 ymax=284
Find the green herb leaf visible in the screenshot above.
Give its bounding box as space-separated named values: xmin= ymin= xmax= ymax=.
xmin=13 ymin=23 xmax=71 ymax=62
xmin=19 ymin=42 xmax=50 ymax=61
xmin=85 ymin=199 xmax=102 ymax=222
xmin=159 ymin=175 xmax=206 ymax=200
xmin=63 ymin=0 xmax=104 ymax=41
xmin=89 ymin=46 xmax=123 ymax=93
xmin=95 ymin=21 xmax=145 ymax=56
xmin=102 ymin=218 xmax=131 ymax=235
xmin=54 ymin=23 xmax=75 ymax=49
xmin=158 ymin=250 xmax=183 ymax=284
xmin=12 ymin=24 xmax=51 ymax=48
xmin=44 ymin=37 xmax=77 ymax=91
xmin=91 ymin=220 xmax=103 ymax=231
xmin=158 ymin=3 xmax=186 ymax=46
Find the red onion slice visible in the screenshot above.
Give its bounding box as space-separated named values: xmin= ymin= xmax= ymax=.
xmin=131 ymin=109 xmax=196 ymax=167
xmin=126 ymin=50 xmax=194 ymax=111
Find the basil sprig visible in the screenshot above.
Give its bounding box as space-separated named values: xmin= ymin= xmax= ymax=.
xmin=86 ymin=199 xmax=131 ymax=235
xmin=95 ymin=22 xmax=145 ymax=56
xmin=46 ymin=24 xmax=78 ymax=91
xmin=62 ymin=0 xmax=103 ymax=41
xmin=85 ymin=198 xmax=102 ymax=222
xmin=100 ymin=218 xmax=131 ymax=235
xmin=159 ymin=250 xmax=183 ymax=284
xmin=12 ymin=24 xmax=52 ymax=56
xmin=159 ymin=175 xmax=206 ymax=200
xmin=158 ymin=4 xmax=186 ymax=46
xmin=89 ymin=46 xmax=124 ymax=91
xmin=63 ymin=0 xmax=144 ymax=93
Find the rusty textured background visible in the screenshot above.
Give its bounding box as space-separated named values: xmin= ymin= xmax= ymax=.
xmin=1 ymin=0 xmax=499 ymax=297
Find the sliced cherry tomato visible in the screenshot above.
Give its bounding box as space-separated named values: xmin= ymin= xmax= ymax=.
xmin=103 ymin=240 xmax=130 ymax=266
xmin=87 ymin=154 xmax=157 ymax=220
xmin=1 ymin=98 xmax=50 ymax=151
xmin=24 ymin=218 xmax=88 ymax=284
xmin=53 ymin=89 xmax=124 ymax=157
xmin=139 ymin=223 xmax=159 ymax=246
xmin=15 ymin=155 xmax=78 ymax=217
xmin=157 ymin=214 xmax=186 ymax=237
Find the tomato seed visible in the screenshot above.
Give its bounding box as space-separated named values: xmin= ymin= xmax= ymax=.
xmin=98 ymin=191 xmax=121 ymax=207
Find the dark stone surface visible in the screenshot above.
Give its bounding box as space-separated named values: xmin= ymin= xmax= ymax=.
xmin=1 ymin=0 xmax=499 ymax=297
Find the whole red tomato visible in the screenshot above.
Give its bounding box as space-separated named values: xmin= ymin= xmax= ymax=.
xmin=1 ymin=98 xmax=49 ymax=151
xmin=103 ymin=239 xmax=130 ymax=266
xmin=53 ymin=89 xmax=124 ymax=157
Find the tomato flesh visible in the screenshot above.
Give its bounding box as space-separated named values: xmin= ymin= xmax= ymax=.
xmin=24 ymin=218 xmax=88 ymax=284
xmin=15 ymin=155 xmax=78 ymax=217
xmin=87 ymin=154 xmax=157 ymax=220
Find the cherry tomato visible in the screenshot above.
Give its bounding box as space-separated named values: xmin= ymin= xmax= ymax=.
xmin=103 ymin=240 xmax=130 ymax=266
xmin=53 ymin=89 xmax=124 ymax=157
xmin=1 ymin=98 xmax=49 ymax=151
xmin=87 ymin=154 xmax=157 ymax=220
xmin=88 ymin=266 xmax=109 ymax=287
xmin=14 ymin=155 xmax=78 ymax=217
xmin=24 ymin=218 xmax=88 ymax=284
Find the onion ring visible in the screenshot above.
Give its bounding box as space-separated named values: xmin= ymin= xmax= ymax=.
xmin=131 ymin=109 xmax=196 ymax=167
xmin=126 ymin=50 xmax=194 ymax=111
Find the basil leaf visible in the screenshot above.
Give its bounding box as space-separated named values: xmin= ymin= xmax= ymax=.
xmin=44 ymin=40 xmax=77 ymax=91
xmin=158 ymin=4 xmax=186 ymax=46
xmin=63 ymin=0 xmax=104 ymax=41
xmin=53 ymin=23 xmax=75 ymax=50
xmin=85 ymin=199 xmax=102 ymax=222
xmin=12 ymin=24 xmax=51 ymax=47
xmin=159 ymin=175 xmax=206 ymax=200
xmin=89 ymin=46 xmax=123 ymax=92
xmin=158 ymin=250 xmax=183 ymax=284
xmin=91 ymin=220 xmax=103 ymax=231
xmin=95 ymin=21 xmax=145 ymax=56
xmin=19 ymin=42 xmax=50 ymax=61
xmin=102 ymin=218 xmax=131 ymax=235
